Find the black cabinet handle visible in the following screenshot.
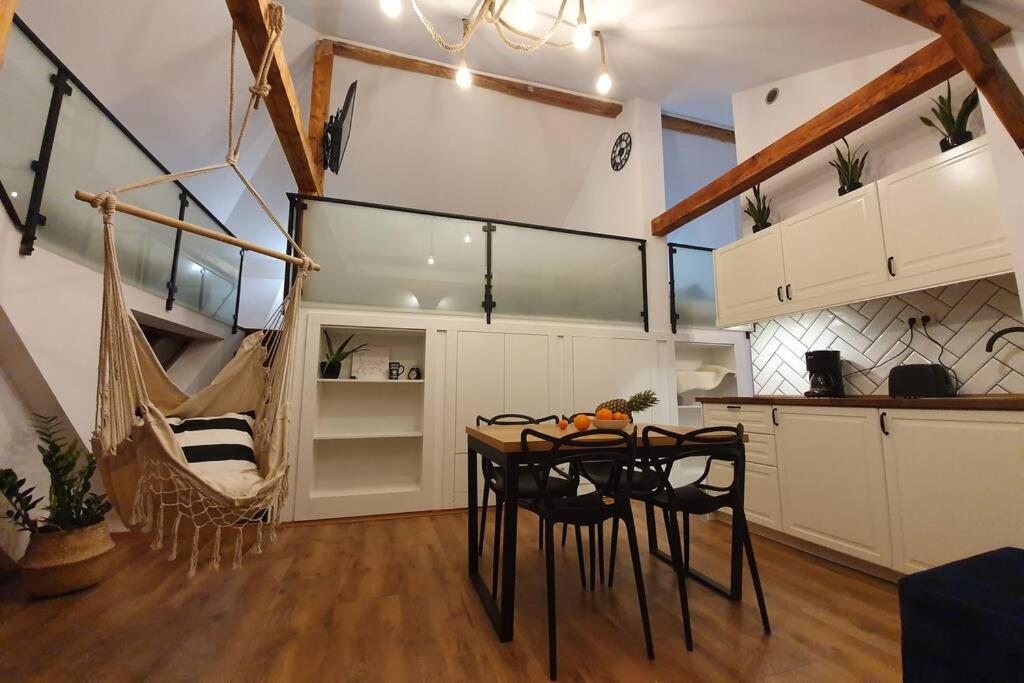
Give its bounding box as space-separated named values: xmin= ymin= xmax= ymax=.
xmin=777 ymin=286 xmax=784 ymax=302
xmin=887 ymin=256 xmax=896 ymax=277
xmin=726 ymin=405 xmax=742 ymax=410
xmin=772 ymin=407 xmax=779 ymax=426
xmin=879 ymin=411 xmax=889 ymax=435
xmin=785 ymin=284 xmax=792 ymax=300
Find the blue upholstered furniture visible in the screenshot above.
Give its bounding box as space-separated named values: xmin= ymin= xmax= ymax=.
xmin=899 ymin=547 xmax=1024 ymax=682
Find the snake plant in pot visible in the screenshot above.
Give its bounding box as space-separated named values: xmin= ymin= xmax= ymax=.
xmin=920 ymin=81 xmax=980 ymax=153
xmin=829 ymin=137 xmax=869 ymax=196
xmin=1 ymin=416 xmax=115 ymax=597
xmin=320 ymin=331 xmax=368 ymax=379
xmin=743 ymin=184 xmax=773 ymax=233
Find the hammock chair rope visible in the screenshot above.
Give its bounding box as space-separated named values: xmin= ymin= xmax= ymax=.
xmin=86 ymin=2 xmax=313 ymax=577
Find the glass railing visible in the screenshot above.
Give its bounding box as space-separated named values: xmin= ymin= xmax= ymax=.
xmin=669 ymin=243 xmax=717 ymax=331
xmin=0 ymin=16 xmax=242 ymax=330
xmin=294 ymin=196 xmax=649 ymax=328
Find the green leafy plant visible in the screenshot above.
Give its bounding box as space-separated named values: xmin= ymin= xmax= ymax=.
xmin=0 ymin=415 xmax=112 ymax=534
xmin=321 ymin=332 xmax=367 ymax=378
xmin=920 ymin=81 xmax=980 ymax=138
xmin=743 ymin=184 xmax=773 ymax=228
xmin=829 ymin=137 xmax=869 ymax=190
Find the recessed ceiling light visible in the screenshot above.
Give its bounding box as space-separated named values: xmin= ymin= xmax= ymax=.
xmin=9 ymin=191 xmax=17 ymax=198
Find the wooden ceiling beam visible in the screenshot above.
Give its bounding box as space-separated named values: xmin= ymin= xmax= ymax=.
xmin=225 ymin=0 xmax=322 ymax=195
xmin=860 ymin=0 xmax=1007 ymax=37
xmin=329 ymin=39 xmax=623 ymax=119
xmin=661 ymin=114 xmax=735 ymax=143
xmin=0 ymin=0 xmax=17 ymax=70
xmin=307 ymin=39 xmax=334 ymax=191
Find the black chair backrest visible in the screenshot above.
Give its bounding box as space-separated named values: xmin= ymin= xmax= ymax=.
xmin=640 ymin=425 xmax=746 ymax=501
xmin=519 ymin=428 xmax=636 ymax=511
xmin=477 ymin=413 xmax=559 ymax=427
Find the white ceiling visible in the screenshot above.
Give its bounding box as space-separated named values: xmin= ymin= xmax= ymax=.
xmin=288 ymin=0 xmax=935 ymax=126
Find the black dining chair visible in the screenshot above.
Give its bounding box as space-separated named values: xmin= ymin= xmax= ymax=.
xmin=519 ymin=427 xmax=654 ymax=680
xmin=607 ymin=424 xmax=770 ymax=651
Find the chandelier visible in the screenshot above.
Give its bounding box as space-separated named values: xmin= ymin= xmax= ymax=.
xmin=379 ymin=0 xmax=613 ymax=95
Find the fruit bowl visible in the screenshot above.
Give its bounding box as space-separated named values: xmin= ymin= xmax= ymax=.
xmin=591 ymin=418 xmax=630 ymax=430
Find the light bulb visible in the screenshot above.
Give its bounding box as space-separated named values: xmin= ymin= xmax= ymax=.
xmin=455 ymin=62 xmax=472 ymax=89
xmin=427 ymin=255 xmax=435 ymax=265
xmin=190 ymin=263 xmax=203 ymax=272
xmin=596 ymin=70 xmax=612 ymax=94
xmin=573 ymin=23 xmax=592 ymax=50
xmin=9 ymin=191 xmax=17 ymax=198
xmin=380 ymin=0 xmax=401 ymax=19
xmin=464 ymin=233 xmax=472 ymax=244
xmin=506 ymin=0 xmax=536 ymax=31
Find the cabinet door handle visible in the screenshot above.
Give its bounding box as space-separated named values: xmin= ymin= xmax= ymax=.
xmin=776 ymin=286 xmax=784 ymax=302
xmin=879 ymin=411 xmax=889 ymax=435
xmin=772 ymin=407 xmax=779 ymax=426
xmin=726 ymin=405 xmax=742 ymax=410
xmin=785 ymin=284 xmax=792 ymax=300
xmin=887 ymin=256 xmax=896 ymax=277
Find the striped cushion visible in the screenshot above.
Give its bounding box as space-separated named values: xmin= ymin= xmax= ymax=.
xmin=167 ymin=411 xmax=256 ymax=464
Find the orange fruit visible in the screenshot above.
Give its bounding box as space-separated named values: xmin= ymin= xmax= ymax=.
xmin=573 ymin=414 xmax=591 ymax=431
xmin=613 ymin=411 xmax=627 ymax=421
xmin=595 ymin=408 xmax=613 ymax=421
xmin=558 ymin=419 xmax=569 ymax=430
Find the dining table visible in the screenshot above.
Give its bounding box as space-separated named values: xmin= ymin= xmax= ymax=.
xmin=465 ymin=421 xmax=748 ymax=642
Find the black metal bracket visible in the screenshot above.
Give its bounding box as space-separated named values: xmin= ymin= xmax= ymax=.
xmin=232 ymin=249 xmax=245 ymax=334
xmin=20 ymin=69 xmax=72 ymax=256
xmin=668 ymin=245 xmax=680 ymax=334
xmin=165 ymin=192 xmax=189 ymax=311
xmin=638 ymin=242 xmax=650 ymax=333
xmin=482 ymin=223 xmax=497 ymax=324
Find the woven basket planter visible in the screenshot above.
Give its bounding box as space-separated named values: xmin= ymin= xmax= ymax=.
xmin=19 ymin=522 xmax=115 ymax=598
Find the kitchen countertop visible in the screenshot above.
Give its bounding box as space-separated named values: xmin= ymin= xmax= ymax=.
xmin=697 ymin=395 xmax=1024 ymax=411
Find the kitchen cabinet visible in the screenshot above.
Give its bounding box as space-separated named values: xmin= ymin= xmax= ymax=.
xmin=702 ymin=402 xmax=775 ymax=435
xmin=714 ymin=228 xmax=789 ymax=326
xmin=877 ymin=139 xmax=1012 ymax=292
xmin=776 ymin=406 xmax=892 ymax=566
xmin=778 ymin=184 xmax=889 ymax=311
xmin=881 ymin=409 xmax=1024 ymax=573
xmin=708 ymin=461 xmax=783 ymax=531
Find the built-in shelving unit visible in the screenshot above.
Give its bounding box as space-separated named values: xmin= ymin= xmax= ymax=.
xmin=675 ymin=341 xmax=737 ymax=428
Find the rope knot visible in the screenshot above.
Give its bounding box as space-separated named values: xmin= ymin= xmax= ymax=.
xmin=249 ymin=83 xmax=271 ymax=99
xmin=225 ymin=154 xmax=239 ymax=167
xmin=90 ymin=192 xmax=118 ymax=221
xmin=267 ymin=3 xmax=285 ymax=32
xmin=299 ymin=257 xmax=314 ymax=272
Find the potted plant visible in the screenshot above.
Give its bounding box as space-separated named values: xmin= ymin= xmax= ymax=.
xmin=319 ymin=331 xmax=367 ymax=379
xmin=829 ymin=137 xmax=869 ymax=196
xmin=743 ymin=184 xmax=773 ymax=232
xmin=1 ymin=416 xmax=115 ymax=598
xmin=920 ymin=81 xmax=980 ymax=152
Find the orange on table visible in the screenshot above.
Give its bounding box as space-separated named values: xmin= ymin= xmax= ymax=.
xmin=558 ymin=419 xmax=569 ymax=430
xmin=573 ymin=414 xmax=591 ymax=431
xmin=613 ymin=411 xmax=627 ymax=421
xmin=595 ymin=408 xmax=614 ymax=421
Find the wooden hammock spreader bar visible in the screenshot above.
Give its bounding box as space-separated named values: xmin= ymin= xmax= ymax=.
xmin=74 ymin=190 xmax=319 ymax=271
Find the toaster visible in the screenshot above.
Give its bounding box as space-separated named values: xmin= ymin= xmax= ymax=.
xmin=888 ymin=364 xmax=956 ymax=398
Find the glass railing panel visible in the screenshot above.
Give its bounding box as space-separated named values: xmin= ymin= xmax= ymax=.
xmin=0 ymin=26 xmax=55 ymax=223
xmin=175 ymin=203 xmax=239 ymax=324
xmin=671 ymin=245 xmax=717 ymax=329
xmin=491 ymin=224 xmax=645 ymax=325
xmin=35 ymin=78 xmax=181 ymax=300
xmin=301 ymin=200 xmax=485 ymax=314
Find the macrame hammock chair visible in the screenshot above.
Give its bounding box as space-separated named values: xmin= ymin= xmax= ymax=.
xmin=76 ymin=3 xmax=319 ymax=576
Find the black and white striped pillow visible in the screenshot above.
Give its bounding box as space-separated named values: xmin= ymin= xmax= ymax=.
xmin=167 ymin=411 xmax=256 ymax=464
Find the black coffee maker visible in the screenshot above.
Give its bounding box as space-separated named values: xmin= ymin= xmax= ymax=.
xmin=805 ymin=350 xmax=844 ymax=398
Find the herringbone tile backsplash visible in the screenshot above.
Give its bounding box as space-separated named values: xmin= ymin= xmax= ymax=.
xmin=749 ymin=275 xmax=1024 ymax=396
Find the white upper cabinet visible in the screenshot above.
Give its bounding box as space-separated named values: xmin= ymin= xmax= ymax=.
xmin=714 ymin=227 xmax=789 ymax=326
xmin=779 ymin=184 xmax=889 ymax=311
xmin=877 ymin=139 xmax=1011 ymax=290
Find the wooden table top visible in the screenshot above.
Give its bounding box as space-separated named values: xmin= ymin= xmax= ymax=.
xmin=465 ymin=423 xmax=746 ymax=454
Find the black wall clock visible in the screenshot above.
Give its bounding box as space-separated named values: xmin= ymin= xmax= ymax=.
xmin=610 ymin=132 xmax=631 ymax=172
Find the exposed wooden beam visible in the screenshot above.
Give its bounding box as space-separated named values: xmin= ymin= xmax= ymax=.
xmin=651 ymin=16 xmax=1009 ymax=237
xmin=307 ymin=39 xmax=334 ymax=191
xmin=661 ymin=114 xmax=735 ymax=143
xmin=225 ymin=0 xmax=321 ymax=195
xmin=329 ymin=39 xmax=623 ymax=119
xmin=0 ymin=0 xmax=17 ymax=70
xmin=860 ymin=0 xmax=1007 ymax=37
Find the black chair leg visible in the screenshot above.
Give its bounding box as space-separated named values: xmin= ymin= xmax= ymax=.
xmin=666 ymin=509 xmax=694 ymax=651
xmin=544 ymin=520 xmax=558 ymax=680
xmin=623 ymin=508 xmax=655 ymax=661
xmin=588 ymin=524 xmax=596 ymax=592
xmin=561 ymin=522 xmax=568 ymax=547
xmin=730 ymin=508 xmax=744 ymax=601
xmin=608 ymin=515 xmax=619 ymax=588
xmin=539 ymin=516 xmax=544 ymax=550
xmin=644 ymin=501 xmax=658 ymax=554
xmin=491 ymin=498 xmax=504 ymax=597
xmin=739 ymin=512 xmax=771 ymax=634
xmin=598 ymin=520 xmax=605 ymax=586
xmin=682 ymin=511 xmax=690 ymax=575
xmin=574 ymin=525 xmax=586 ymax=589
xmin=479 ymin=485 xmax=490 ymax=557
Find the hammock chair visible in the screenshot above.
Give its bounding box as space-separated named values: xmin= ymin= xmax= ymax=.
xmin=76 ymin=3 xmax=319 ymax=576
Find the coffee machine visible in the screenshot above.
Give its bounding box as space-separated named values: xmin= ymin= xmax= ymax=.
xmin=805 ymin=350 xmax=844 ymax=398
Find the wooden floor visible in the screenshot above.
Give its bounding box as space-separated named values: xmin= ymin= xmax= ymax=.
xmin=0 ymin=507 xmax=901 ymax=682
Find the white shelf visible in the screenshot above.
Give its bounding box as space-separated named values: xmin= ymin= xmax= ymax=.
xmin=311 ymin=482 xmax=421 ymax=498
xmin=318 ymin=379 xmax=424 ymax=384
xmin=313 ymin=431 xmax=423 ymax=441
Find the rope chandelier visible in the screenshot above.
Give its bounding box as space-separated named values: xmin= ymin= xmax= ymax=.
xmin=379 ymin=0 xmax=613 ymax=95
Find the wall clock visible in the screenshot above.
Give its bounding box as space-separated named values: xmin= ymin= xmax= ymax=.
xmin=610 ymin=132 xmax=631 ymax=172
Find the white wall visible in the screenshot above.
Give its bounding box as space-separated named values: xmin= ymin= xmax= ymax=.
xmin=662 ymin=130 xmax=740 ymax=248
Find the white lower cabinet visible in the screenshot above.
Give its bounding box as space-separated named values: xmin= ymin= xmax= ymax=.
xmin=881 ymin=409 xmax=1024 ymax=573
xmin=775 ymin=406 xmax=892 ymax=567
xmin=708 ymin=461 xmax=783 ymax=531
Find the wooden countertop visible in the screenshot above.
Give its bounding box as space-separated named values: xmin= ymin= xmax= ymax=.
xmin=697 ymin=395 xmax=1024 ymax=411
xmin=466 ymin=423 xmax=746 ymax=454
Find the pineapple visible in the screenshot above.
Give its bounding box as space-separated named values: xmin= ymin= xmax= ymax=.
xmin=596 ymin=389 xmax=658 ymax=417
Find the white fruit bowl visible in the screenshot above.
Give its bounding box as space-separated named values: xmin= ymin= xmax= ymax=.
xmin=591 ymin=418 xmax=629 ymax=430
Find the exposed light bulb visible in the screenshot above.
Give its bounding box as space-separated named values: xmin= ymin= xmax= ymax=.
xmin=190 ymin=263 xmax=203 ymax=272
xmin=9 ymin=191 xmax=17 ymax=198
xmin=596 ymin=70 xmax=612 ymax=95
xmin=380 ymin=0 xmax=401 ymax=19
xmin=455 ymin=61 xmax=472 ymax=89
xmin=506 ymin=0 xmax=536 ymax=31
xmin=573 ymin=23 xmax=592 ymax=50
xmin=464 ymin=233 xmax=472 ymax=244
xmin=427 ymin=255 xmax=435 ymax=265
